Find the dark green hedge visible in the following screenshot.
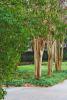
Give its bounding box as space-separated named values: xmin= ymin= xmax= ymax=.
xmin=63 ymin=47 xmax=67 ymax=61
xmin=21 ymin=47 xmax=67 ymax=63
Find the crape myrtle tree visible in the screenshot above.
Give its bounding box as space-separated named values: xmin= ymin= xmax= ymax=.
xmin=54 ymin=0 xmax=67 ymax=72
xmin=0 ymin=0 xmax=29 ymax=99
xmin=22 ymin=0 xmax=49 ymax=79
xmin=22 ymin=0 xmax=66 ymax=79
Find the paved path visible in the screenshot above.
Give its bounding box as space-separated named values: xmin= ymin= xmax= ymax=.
xmin=4 ymin=80 xmax=67 ymax=100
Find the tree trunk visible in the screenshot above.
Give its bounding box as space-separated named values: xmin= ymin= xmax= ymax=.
xmin=48 ymin=44 xmax=53 ymax=76
xmin=55 ymin=40 xmax=63 ymax=71
xmin=47 ymin=35 xmax=53 ymax=76
xmin=34 ymin=37 xmax=44 ymax=79
xmin=55 ymin=40 xmax=58 ymax=71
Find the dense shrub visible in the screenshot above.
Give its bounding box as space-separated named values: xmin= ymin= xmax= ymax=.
xmin=0 ymin=1 xmax=28 ymax=99
xmin=0 ymin=88 xmax=6 ymax=100
xmin=5 ymin=79 xmax=24 ymax=87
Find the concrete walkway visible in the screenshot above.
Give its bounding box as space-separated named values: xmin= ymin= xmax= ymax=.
xmin=4 ymin=80 xmax=67 ymax=100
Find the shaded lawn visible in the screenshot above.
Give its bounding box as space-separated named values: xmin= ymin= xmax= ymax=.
xmin=6 ymin=62 xmax=67 ymax=87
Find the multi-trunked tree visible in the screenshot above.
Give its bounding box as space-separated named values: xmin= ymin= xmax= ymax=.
xmin=23 ymin=0 xmax=66 ymax=79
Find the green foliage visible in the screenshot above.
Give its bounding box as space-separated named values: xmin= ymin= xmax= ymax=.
xmin=0 ymin=1 xmax=28 ymax=81
xmin=0 ymin=0 xmax=29 ymax=99
xmin=22 ymin=0 xmax=66 ymax=39
xmin=26 ymin=71 xmax=67 ymax=86
xmin=5 ymin=79 xmax=24 ymax=87
xmin=0 ymin=88 xmax=7 ymax=100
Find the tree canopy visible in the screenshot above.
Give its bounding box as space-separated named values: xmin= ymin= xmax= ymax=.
xmin=22 ymin=0 xmax=66 ymax=40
